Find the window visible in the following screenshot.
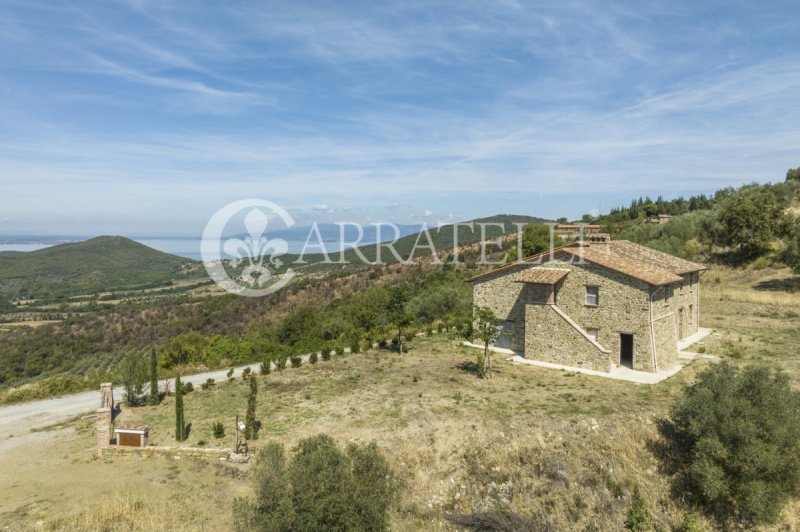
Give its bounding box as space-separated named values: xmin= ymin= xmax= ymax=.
xmin=587 ymin=328 xmax=599 ymax=341
xmin=585 ymin=286 xmax=599 ymax=306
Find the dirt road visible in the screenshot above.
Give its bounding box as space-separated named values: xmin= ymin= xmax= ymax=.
xmin=0 ymin=362 xmax=268 ymax=441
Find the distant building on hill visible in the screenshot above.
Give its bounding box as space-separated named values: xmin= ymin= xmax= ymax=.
xmin=649 ymin=214 xmax=672 ymax=224
xmin=467 ymin=236 xmax=705 ymax=373
xmin=554 ymin=224 xmax=602 ymax=239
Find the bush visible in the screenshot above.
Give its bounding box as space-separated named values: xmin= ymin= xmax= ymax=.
xmin=233 ymin=434 xmax=398 ymax=531
xmin=349 ymin=338 xmax=360 ymax=354
xmin=181 ymin=381 xmax=194 ymax=394
xmin=321 ymin=348 xmax=332 ymax=362
xmin=624 ymin=486 xmax=650 ymax=531
xmin=663 ymin=362 xmax=800 ymax=524
xmin=378 ymin=339 xmax=388 ymax=348
xmin=242 ymin=367 xmax=252 ymax=379
xmin=309 ymin=352 xmax=318 ymax=364
xmin=260 ymin=361 xmax=270 ymax=376
xmin=720 ymin=339 xmax=744 ymax=359
xmin=227 ymin=368 xmax=235 ymax=381
xmin=335 ymin=346 xmax=344 ymax=356
xmin=275 ymin=356 xmax=287 ymax=371
xmin=290 ymin=356 xmax=302 ymax=368
xmin=212 ymin=422 xmax=225 ymax=439
xmin=201 ymin=378 xmax=216 ymax=390
xmin=674 ymin=512 xmax=706 ymax=532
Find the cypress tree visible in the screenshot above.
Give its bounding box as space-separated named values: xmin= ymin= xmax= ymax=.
xmin=175 ymin=375 xmax=185 ymax=441
xmin=245 ymin=374 xmax=258 ymax=440
xmin=148 ymin=346 xmax=159 ymax=406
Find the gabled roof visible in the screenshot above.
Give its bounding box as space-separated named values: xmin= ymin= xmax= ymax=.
xmin=514 ymin=267 xmax=570 ymax=284
xmin=465 ymin=240 xmax=706 ymax=286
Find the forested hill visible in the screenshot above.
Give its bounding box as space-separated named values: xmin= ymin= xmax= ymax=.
xmin=583 ymin=167 xmax=800 ymax=268
xmin=286 ymin=214 xmax=550 ymax=270
xmin=0 ymin=236 xmax=199 ymax=299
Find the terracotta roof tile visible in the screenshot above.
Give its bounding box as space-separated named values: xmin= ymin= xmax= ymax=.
xmin=466 ymin=239 xmax=706 ymax=286
xmin=560 ymin=240 xmax=705 ymax=286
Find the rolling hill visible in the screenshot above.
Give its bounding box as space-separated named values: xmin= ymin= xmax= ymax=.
xmin=0 ymin=236 xmax=200 ymax=300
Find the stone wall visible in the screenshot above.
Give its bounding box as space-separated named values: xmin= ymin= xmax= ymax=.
xmin=99 ymin=445 xmax=232 ymax=461
xmin=524 ymin=304 xmax=611 ymax=371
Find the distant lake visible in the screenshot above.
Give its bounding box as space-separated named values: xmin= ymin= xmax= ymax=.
xmin=0 ymin=231 xmax=420 ymax=261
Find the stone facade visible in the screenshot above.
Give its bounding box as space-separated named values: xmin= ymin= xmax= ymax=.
xmin=470 ymin=243 xmax=703 ymax=373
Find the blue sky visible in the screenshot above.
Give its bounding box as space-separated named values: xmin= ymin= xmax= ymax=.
xmin=0 ymin=1 xmax=798 ymax=236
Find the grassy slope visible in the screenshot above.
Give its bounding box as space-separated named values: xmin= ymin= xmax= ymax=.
xmin=0 ymin=236 xmax=199 ymax=299
xmin=3 ymin=265 xmax=799 ymax=529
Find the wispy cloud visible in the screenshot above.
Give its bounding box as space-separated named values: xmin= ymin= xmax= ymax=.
xmin=0 ymin=1 xmax=799 ymax=235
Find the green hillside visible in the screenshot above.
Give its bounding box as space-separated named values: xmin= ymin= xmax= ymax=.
xmin=277 ymin=214 xmax=550 ymax=274
xmin=0 ymin=236 xmax=199 ymax=300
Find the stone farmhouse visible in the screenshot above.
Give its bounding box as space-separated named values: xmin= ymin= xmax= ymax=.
xmin=467 ymin=235 xmax=706 ymax=373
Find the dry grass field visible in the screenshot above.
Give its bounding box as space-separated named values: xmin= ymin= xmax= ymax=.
xmin=1 ymin=264 xmax=799 ymax=531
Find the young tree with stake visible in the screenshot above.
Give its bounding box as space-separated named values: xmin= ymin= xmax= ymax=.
xmin=473 ymin=306 xmax=500 ymax=378
xmin=388 ymin=286 xmax=411 ymax=354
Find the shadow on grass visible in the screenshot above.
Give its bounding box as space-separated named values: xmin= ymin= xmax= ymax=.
xmin=447 ymin=509 xmax=553 ymax=532
xmin=753 ymin=277 xmax=800 ymax=293
xmin=455 ymin=361 xmax=481 ymax=377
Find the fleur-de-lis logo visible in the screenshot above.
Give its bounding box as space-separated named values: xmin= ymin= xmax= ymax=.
xmin=223 ymin=209 xmax=289 ymax=287
xmin=201 ymin=199 xmax=295 ymax=297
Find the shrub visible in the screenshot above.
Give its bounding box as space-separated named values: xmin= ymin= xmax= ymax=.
xmin=624 ymin=486 xmax=650 ymax=531
xmin=201 ymin=378 xmax=216 ymax=390
xmin=321 ymin=349 xmax=332 ymax=362
xmin=720 ymin=339 xmax=744 ymax=359
xmin=233 ymin=434 xmax=398 ymax=531
xmin=426 ymin=326 xmax=433 ymax=335
xmin=290 ymin=356 xmax=302 ymax=368
xmin=663 ymin=362 xmax=800 ymax=524
xmin=335 ymin=346 xmax=344 ymax=356
xmin=212 ymin=422 xmax=225 ymax=439
xmin=260 ymin=361 xmax=270 ymax=376
xmin=404 ymin=332 xmax=414 ymax=342
xmin=349 ymin=338 xmax=360 ymax=354
xmin=227 ymin=368 xmax=235 ymax=381
xmin=275 ymin=356 xmax=287 ymax=371
xmin=674 ymin=512 xmax=706 ymax=532
xmin=197 ymin=440 xmax=207 ymax=446
xmin=242 ymin=367 xmax=252 ymax=379
xmin=120 ymin=351 xmax=147 ymax=407
xmin=309 ymin=352 xmax=318 ymax=364
xmin=378 ymin=339 xmax=388 ymax=348
xmin=181 ymin=381 xmax=194 ymax=394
